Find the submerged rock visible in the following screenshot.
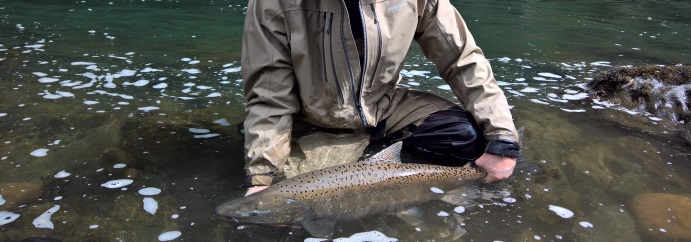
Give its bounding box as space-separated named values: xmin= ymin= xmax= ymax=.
xmin=631 ymin=193 xmax=691 ymax=241
xmin=0 ymin=183 xmax=42 ymax=210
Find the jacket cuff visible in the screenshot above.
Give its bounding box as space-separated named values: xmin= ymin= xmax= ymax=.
xmin=485 ymin=139 xmax=520 ymax=158
xmin=243 ymin=174 xmax=274 ymax=187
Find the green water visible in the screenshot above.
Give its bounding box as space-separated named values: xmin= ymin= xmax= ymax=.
xmin=0 ymin=0 xmax=690 ymax=241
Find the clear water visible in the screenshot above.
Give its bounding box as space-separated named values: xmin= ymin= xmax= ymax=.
xmin=0 ymin=0 xmax=689 ymax=241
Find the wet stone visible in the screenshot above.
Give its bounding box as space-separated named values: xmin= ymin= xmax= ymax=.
xmin=631 ymin=193 xmax=691 ymax=241
xmin=0 ymin=183 xmax=42 ymax=210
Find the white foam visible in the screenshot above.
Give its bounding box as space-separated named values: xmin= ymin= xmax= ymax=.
xmin=194 ymin=134 xmax=221 ymax=139
xmin=0 ymin=113 xmax=6 ymax=117
xmin=497 ymin=57 xmax=511 ymax=63
xmin=33 ymin=205 xmax=60 ymax=229
xmin=143 ymin=197 xmax=158 ymax=215
xmin=33 ymin=72 xmax=48 ymax=77
xmin=579 ymin=221 xmax=593 ymax=228
xmin=89 ymin=224 xmax=99 ymax=229
xmin=101 ymin=179 xmax=134 ymax=189
xmin=181 ymin=69 xmax=201 ymax=74
xmin=138 ymin=106 xmax=160 ymax=111
xmin=54 ymin=170 xmax=71 ymax=178
xmin=158 ymin=230 xmax=182 ymax=241
xmin=437 ymin=85 xmax=451 ymax=90
xmin=139 ymin=187 xmax=162 ymax=196
xmin=71 ymin=62 xmax=97 ymax=66
xmin=222 ymin=67 xmax=241 ymax=73
xmin=561 ymin=108 xmax=586 ymax=113
xmin=538 ymin=72 xmax=562 ymax=79
xmin=181 ymin=58 xmax=192 ymax=62
xmin=84 ymin=100 xmax=99 ymax=105
xmin=503 ymin=197 xmax=517 ymax=203
xmin=153 ymin=83 xmax=168 ymax=89
xmin=454 ymin=206 xmax=465 ymax=214
xmin=131 ymin=80 xmax=150 ymax=87
xmin=0 ymin=195 xmax=4 ymax=205
xmin=0 ymin=211 xmax=20 ymax=225
xmin=113 ymin=163 xmax=126 ymax=169
xmin=430 ymin=187 xmax=444 ymax=194
xmin=530 ymin=99 xmax=550 ymax=105
xmin=309 ymin=231 xmax=398 ymax=242
xmin=56 ymin=91 xmax=75 ymax=98
xmin=189 ymin=128 xmax=210 ymax=134
xmin=206 ymin=92 xmax=221 ymax=97
xmin=437 ymin=211 xmax=450 ymax=217
xmin=31 ymin=148 xmax=49 ymax=157
xmin=38 ymin=77 xmax=60 ymax=83
xmin=213 ymin=118 xmax=231 ymax=126
xmin=562 ymin=93 xmax=588 ymax=100
xmin=548 ymin=205 xmax=574 ymax=218
xmin=519 ymin=87 xmax=539 ymax=93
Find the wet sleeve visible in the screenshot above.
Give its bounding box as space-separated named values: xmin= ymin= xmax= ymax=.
xmin=414 ymin=0 xmax=518 ymax=143
xmin=241 ymin=0 xmax=299 ymax=186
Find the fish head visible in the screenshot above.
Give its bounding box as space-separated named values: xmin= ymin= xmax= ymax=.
xmin=215 ymin=194 xmax=312 ymax=224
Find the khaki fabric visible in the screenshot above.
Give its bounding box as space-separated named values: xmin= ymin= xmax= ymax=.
xmin=242 ymin=0 xmax=518 ymax=185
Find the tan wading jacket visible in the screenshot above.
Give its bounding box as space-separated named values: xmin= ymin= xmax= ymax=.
xmin=242 ymin=0 xmax=518 ymax=186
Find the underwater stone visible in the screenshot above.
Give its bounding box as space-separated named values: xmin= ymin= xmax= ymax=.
xmin=631 ymin=193 xmax=691 ymax=240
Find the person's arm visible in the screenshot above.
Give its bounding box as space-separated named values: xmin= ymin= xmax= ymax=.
xmin=414 ymin=0 xmax=520 ymax=181
xmin=242 ymin=0 xmax=299 ymax=192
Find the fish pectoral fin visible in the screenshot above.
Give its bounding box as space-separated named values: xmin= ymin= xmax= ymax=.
xmin=439 ymin=186 xmax=478 ymax=206
xmin=301 ymin=218 xmax=337 ymax=239
xmin=396 ymin=207 xmax=428 ymax=230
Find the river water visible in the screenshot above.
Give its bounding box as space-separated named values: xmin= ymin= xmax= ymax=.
xmin=0 ymin=0 xmax=689 ymax=241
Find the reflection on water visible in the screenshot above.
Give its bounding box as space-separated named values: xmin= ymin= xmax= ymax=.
xmin=1 ymin=0 xmax=690 ymax=241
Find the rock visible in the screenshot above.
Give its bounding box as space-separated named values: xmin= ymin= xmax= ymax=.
xmin=631 ymin=193 xmax=691 ymax=240
xmin=0 ymin=183 xmax=43 ymax=210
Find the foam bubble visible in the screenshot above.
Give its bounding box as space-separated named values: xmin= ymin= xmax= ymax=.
xmin=189 ymin=128 xmax=210 ymax=134
xmin=84 ymin=100 xmax=100 ymax=105
xmin=222 ymin=67 xmax=241 ymax=73
xmin=437 ymin=85 xmax=451 ymax=90
xmin=31 ymin=148 xmax=49 ymax=157
xmin=579 ymin=221 xmax=593 ymax=228
xmin=158 ymin=230 xmax=182 ymax=241
xmin=54 ymin=170 xmax=71 ymax=178
xmin=213 ymin=118 xmax=231 ymax=126
xmin=309 ymin=231 xmax=398 ymax=242
xmin=548 ymin=205 xmax=574 ymax=218
xmin=194 ymin=134 xmax=221 ymax=139
xmin=538 ymin=72 xmax=562 ymax=79
xmin=206 ymin=92 xmax=221 ymax=97
xmin=430 ymin=187 xmax=444 ymax=194
xmin=33 ymin=205 xmax=60 ymax=229
xmin=38 ymin=77 xmax=60 ymax=83
xmin=138 ymin=106 xmax=160 ymax=111
xmin=143 ymin=197 xmax=158 ymax=215
xmin=181 ymin=69 xmax=201 ymax=74
xmin=139 ymin=187 xmax=162 ymax=196
xmin=0 ymin=195 xmax=5 ymax=205
xmin=0 ymin=211 xmax=20 ymax=225
xmin=101 ymin=179 xmax=134 ymax=189
xmin=153 ymin=83 xmax=168 ymax=89
xmin=113 ymin=163 xmax=126 ymax=169
xmin=454 ymin=206 xmax=466 ymax=214
xmin=437 ymin=211 xmax=450 ymax=217
xmin=0 ymin=113 xmax=6 ymax=117
xmin=89 ymin=224 xmax=99 ymax=229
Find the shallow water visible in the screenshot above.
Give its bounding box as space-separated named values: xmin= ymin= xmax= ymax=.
xmin=0 ymin=0 xmax=690 ymax=241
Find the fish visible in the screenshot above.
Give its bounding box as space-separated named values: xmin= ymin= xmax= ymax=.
xmin=215 ymin=141 xmax=488 ymax=238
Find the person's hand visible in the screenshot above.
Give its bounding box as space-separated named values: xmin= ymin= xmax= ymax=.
xmin=474 ymin=153 xmax=516 ymax=183
xmin=245 ymin=185 xmax=269 ymax=196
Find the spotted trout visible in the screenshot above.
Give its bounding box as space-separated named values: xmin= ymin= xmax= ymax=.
xmin=215 ymin=141 xmax=487 ymax=238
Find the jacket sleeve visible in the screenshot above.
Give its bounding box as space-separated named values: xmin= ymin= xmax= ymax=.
xmin=241 ymin=0 xmax=299 ymax=186
xmin=414 ymin=0 xmax=518 ymax=143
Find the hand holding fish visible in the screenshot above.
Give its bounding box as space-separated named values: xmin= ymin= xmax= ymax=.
xmin=474 ymin=153 xmax=516 ymax=183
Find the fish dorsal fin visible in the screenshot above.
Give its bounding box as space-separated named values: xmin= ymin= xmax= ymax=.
xmin=362 ymin=141 xmax=403 ymax=164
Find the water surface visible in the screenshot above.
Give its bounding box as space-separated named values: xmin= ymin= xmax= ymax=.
xmin=0 ymin=0 xmax=690 ymax=241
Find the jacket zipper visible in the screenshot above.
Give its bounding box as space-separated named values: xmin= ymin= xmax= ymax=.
xmin=328 ymin=13 xmax=345 ymax=105
xmin=321 ymin=13 xmax=328 ymax=84
xmin=369 ymin=5 xmax=383 ymax=89
xmin=341 ymin=4 xmax=368 ymax=126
